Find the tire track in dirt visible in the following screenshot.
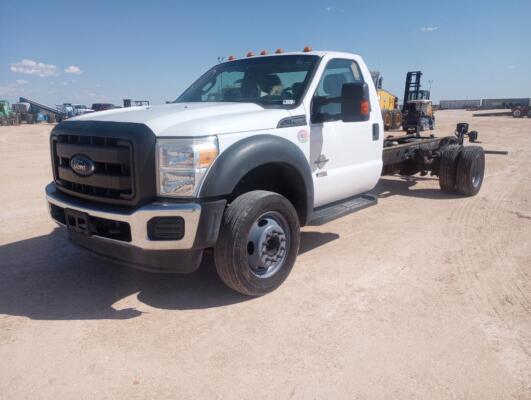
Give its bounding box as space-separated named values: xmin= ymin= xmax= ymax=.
xmin=447 ymin=145 xmax=531 ymax=392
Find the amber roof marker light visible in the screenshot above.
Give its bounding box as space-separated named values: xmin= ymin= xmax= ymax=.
xmin=227 ymin=55 xmax=236 ymax=61
xmin=260 ymin=50 xmax=268 ymax=55
xmin=246 ymin=51 xmax=255 ymax=57
xmin=303 ymin=46 xmax=312 ymax=52
xmin=275 ymin=48 xmax=284 ymax=54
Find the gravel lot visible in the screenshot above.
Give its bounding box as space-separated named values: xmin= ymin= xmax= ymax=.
xmin=0 ymin=110 xmax=530 ymax=399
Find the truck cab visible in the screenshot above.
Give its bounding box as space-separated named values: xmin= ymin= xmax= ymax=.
xmin=45 ymin=50 xmax=399 ymax=295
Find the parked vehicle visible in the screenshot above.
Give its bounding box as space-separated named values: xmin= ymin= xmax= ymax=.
xmin=481 ymin=98 xmax=530 ymax=110
xmin=46 ymin=49 xmax=485 ymax=296
xmin=56 ymin=103 xmax=93 ymax=118
xmin=123 ymin=99 xmax=149 ymax=107
xmin=401 ymin=71 xmax=435 ymax=132
xmin=402 ymin=99 xmax=435 ymax=131
xmin=73 ymin=104 xmax=93 ymax=115
xmin=371 ymin=71 xmax=401 ymax=130
xmin=91 ymin=103 xmax=116 ymax=112
xmin=511 ymin=99 xmax=531 ymax=118
xmin=0 ymin=100 xmax=19 ymax=125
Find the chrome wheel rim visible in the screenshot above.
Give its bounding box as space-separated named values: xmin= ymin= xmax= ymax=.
xmin=247 ymin=212 xmax=289 ymax=278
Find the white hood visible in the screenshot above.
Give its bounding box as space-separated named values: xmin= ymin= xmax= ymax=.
xmin=71 ymin=102 xmax=293 ymax=136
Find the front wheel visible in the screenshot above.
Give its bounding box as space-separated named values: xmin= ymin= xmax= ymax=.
xmin=214 ymin=191 xmax=301 ymax=296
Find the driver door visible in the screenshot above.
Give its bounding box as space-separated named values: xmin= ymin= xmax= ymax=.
xmin=309 ymin=59 xmax=381 ymax=207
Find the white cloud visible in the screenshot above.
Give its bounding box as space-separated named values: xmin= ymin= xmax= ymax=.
xmin=421 ymin=26 xmax=439 ymax=32
xmin=15 ymin=79 xmax=28 ymax=85
xmin=325 ymin=6 xmax=343 ymax=12
xmin=10 ymin=59 xmax=58 ymax=77
xmin=64 ymin=65 xmax=82 ymax=74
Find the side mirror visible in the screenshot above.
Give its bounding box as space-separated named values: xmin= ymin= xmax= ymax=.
xmin=341 ymin=82 xmax=370 ymax=122
xmin=310 ymin=97 xmax=327 ymax=124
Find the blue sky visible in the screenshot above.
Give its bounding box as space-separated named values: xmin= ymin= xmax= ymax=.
xmin=1 ymin=0 xmax=530 ymax=106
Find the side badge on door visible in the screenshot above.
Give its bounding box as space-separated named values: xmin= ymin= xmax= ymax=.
xmin=297 ymin=129 xmax=309 ymax=143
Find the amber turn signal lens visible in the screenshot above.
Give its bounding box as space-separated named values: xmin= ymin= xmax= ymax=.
xmin=361 ymin=100 xmax=370 ymax=115
xmin=198 ymin=148 xmax=218 ymax=169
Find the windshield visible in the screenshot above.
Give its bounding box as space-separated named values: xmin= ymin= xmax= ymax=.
xmin=176 ymin=55 xmax=319 ymax=106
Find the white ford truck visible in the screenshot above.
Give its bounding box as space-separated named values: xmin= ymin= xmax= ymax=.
xmin=46 ymin=50 xmax=485 ymax=295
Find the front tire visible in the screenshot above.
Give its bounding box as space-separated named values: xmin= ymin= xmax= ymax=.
xmin=214 ymin=191 xmax=300 ymax=296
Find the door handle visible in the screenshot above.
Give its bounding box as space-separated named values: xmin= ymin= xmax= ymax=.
xmin=315 ymin=154 xmax=329 ymax=169
xmin=372 ymin=123 xmax=379 ymax=141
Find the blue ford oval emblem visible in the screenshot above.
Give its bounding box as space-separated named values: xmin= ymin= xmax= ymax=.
xmin=70 ymin=154 xmax=95 ymax=177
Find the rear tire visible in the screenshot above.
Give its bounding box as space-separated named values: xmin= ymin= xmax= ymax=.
xmin=391 ymin=111 xmax=402 ymax=130
xmin=455 ymin=146 xmax=485 ymax=196
xmin=439 ymin=145 xmax=462 ymax=193
xmin=214 ymin=190 xmax=300 ymax=296
xmin=383 ymin=111 xmax=392 ymax=130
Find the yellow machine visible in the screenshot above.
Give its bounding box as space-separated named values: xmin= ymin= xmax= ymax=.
xmin=371 ymin=71 xmax=402 ymax=130
xmin=377 ymin=89 xmax=402 ymax=130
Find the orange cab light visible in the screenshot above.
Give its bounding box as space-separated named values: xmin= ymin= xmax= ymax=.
xmin=227 ymin=55 xmax=236 ymax=61
xmin=303 ymin=46 xmax=312 ymax=52
xmin=260 ymin=50 xmax=268 ymax=55
xmin=246 ymin=51 xmax=255 ymax=57
xmin=361 ymin=100 xmax=370 ymax=115
xmin=275 ymin=48 xmax=284 ymax=54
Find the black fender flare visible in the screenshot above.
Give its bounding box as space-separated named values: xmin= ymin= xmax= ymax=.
xmin=199 ymin=134 xmax=314 ymax=224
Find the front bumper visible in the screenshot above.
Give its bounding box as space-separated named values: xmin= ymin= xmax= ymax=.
xmin=45 ymin=183 xmax=225 ymax=272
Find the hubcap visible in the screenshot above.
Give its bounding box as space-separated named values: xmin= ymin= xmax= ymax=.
xmin=247 ymin=212 xmax=289 ymax=278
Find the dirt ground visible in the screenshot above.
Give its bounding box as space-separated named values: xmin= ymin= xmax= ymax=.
xmin=0 ymin=110 xmax=530 ymax=399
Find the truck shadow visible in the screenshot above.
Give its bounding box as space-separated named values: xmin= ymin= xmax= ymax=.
xmin=0 ymin=229 xmax=335 ymax=321
xmin=372 ymin=176 xmax=462 ymax=200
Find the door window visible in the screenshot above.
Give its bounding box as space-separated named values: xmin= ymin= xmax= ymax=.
xmin=313 ymin=59 xmax=363 ymax=121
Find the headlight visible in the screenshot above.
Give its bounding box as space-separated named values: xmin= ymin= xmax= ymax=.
xmin=156 ymin=136 xmax=218 ymax=197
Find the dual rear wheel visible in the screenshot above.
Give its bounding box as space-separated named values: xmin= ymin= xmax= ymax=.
xmin=439 ymin=145 xmax=485 ymax=196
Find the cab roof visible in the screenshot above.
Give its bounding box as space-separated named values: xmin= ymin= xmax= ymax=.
xmin=222 ymin=50 xmax=361 ymax=64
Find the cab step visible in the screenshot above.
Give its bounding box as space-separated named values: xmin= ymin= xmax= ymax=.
xmin=308 ymin=194 xmax=377 ymax=226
